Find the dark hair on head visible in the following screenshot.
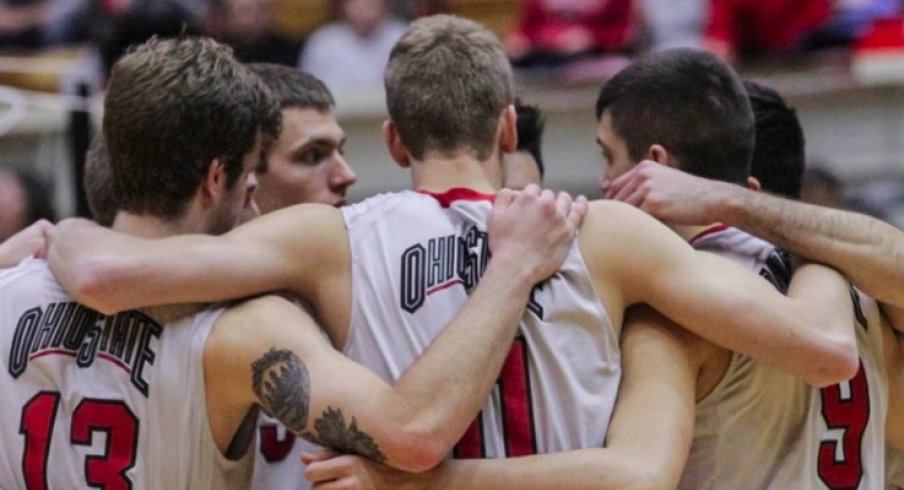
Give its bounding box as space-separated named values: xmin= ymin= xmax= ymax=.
xmin=744 ymin=80 xmax=805 ymax=199
xmin=84 ymin=135 xmax=117 ymax=226
xmin=596 ymin=48 xmax=754 ymax=185
xmin=385 ymin=14 xmax=514 ymax=160
xmin=104 ymin=36 xmax=281 ymax=219
xmin=514 ymin=98 xmax=545 ymax=177
xmin=247 ymin=63 xmax=335 ymax=112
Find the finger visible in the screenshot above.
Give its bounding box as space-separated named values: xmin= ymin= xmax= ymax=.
xmin=305 ymin=458 xmax=349 ymax=483
xmin=301 ymin=449 xmax=339 ymax=465
xmin=622 ymin=186 xmax=648 ymax=209
xmin=555 ymin=191 xmax=573 ymax=219
xmin=312 ymin=477 xmax=357 ymax=490
xmin=494 ymin=188 xmax=516 ymax=208
xmin=522 ymin=183 xmax=542 ymax=197
xmin=606 ymin=165 xmax=642 ymax=199
xmin=568 ymin=195 xmax=589 ymax=229
xmin=609 ymin=170 xmax=643 ymax=202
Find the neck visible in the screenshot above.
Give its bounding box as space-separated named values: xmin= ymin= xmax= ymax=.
xmin=410 ymin=152 xmax=502 ymax=194
xmin=111 ymin=209 xmax=205 ymax=239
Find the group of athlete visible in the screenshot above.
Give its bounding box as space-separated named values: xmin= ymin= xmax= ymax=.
xmin=1 ymin=12 xmax=903 ymax=490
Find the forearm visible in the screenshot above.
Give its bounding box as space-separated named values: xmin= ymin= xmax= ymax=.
xmin=386 ymin=258 xmax=536 ymax=459
xmin=404 ymin=449 xmax=664 ymax=490
xmin=716 ymin=188 xmax=904 ymax=308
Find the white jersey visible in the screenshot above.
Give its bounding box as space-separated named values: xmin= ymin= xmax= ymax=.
xmin=680 ymin=226 xmax=887 ymax=490
xmin=342 ymin=189 xmax=619 ymax=457
xmin=0 ymin=259 xmax=252 ymax=489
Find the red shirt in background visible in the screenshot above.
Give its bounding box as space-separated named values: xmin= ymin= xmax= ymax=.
xmin=512 ymin=0 xmax=635 ymax=54
xmin=706 ymin=0 xmax=831 ymax=55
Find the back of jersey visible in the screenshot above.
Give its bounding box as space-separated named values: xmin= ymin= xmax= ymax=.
xmin=680 ymin=227 xmax=887 ymax=490
xmin=0 ymin=259 xmax=252 ymax=489
xmin=342 ymin=189 xmax=619 ymax=458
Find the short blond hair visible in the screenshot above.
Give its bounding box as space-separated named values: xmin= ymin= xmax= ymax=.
xmin=384 ymin=15 xmax=513 ymax=160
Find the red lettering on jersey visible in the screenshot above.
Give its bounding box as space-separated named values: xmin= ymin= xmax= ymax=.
xmin=818 ymin=361 xmax=869 ymax=490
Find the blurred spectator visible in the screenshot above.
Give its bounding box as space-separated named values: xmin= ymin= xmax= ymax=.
xmin=800 ymin=165 xmax=845 ymax=208
xmin=0 ymin=0 xmax=52 ymax=49
xmin=208 ymin=0 xmax=299 ymax=65
xmin=504 ymin=99 xmax=545 ymax=189
xmin=846 ymin=177 xmax=904 ymax=228
xmin=506 ymin=0 xmax=638 ymax=67
xmin=93 ymin=0 xmax=203 ymax=79
xmin=705 ymin=0 xmax=832 ymax=58
xmin=641 ymin=0 xmax=705 ymax=51
xmin=300 ymin=0 xmax=406 ymax=94
xmin=0 ymin=167 xmax=56 ymax=242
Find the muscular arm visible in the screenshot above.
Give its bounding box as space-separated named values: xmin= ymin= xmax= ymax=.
xmin=303 ymin=306 xmax=698 ymax=490
xmin=47 ymin=204 xmax=342 ymax=315
xmin=583 ymin=200 xmax=857 ymax=387
xmin=607 ymin=161 xmax=904 ymax=310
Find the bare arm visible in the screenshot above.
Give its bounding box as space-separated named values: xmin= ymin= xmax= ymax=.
xmin=207 ymin=188 xmax=586 ymax=473
xmin=607 ymin=161 xmax=904 ymax=310
xmin=582 ymin=200 xmax=857 ymax=387
xmin=0 ymin=220 xmax=53 ymax=268
xmin=47 ymin=204 xmax=343 ymax=314
xmin=303 ymin=306 xmax=698 ymax=490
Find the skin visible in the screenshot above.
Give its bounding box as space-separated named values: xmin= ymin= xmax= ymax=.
xmin=256 ymin=107 xmax=357 ymax=213
xmin=502 ymin=151 xmax=542 ymax=190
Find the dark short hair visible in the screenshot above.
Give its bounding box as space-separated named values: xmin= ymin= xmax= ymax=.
xmin=745 ymin=80 xmax=805 ymax=199
xmin=385 ymin=15 xmax=514 ymax=160
xmin=104 ymin=36 xmax=281 ymax=219
xmin=247 ymin=63 xmax=335 ymax=112
xmin=514 ymin=98 xmax=545 ymax=177
xmin=84 ymin=135 xmax=117 ymax=227
xmin=596 ymin=48 xmax=754 ymax=185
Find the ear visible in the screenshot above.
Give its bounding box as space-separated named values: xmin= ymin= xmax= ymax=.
xmin=747 ymin=176 xmax=761 ymax=191
xmin=383 ymin=119 xmax=411 ymax=168
xmin=202 ymin=159 xmax=227 ymax=204
xmin=647 ymin=144 xmax=677 ymax=168
xmin=499 ymin=104 xmax=517 ymax=154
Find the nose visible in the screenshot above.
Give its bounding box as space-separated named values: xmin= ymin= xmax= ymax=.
xmin=331 ymin=156 xmax=357 ymax=191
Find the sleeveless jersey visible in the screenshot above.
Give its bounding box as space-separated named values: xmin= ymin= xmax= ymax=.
xmin=0 ymin=259 xmax=252 ymax=489
xmin=679 ymin=226 xmax=887 ymax=490
xmin=342 ymin=189 xmax=619 ymax=458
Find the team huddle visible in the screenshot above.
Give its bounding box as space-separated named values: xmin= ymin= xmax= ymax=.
xmin=1 ymin=13 xmax=904 ymax=490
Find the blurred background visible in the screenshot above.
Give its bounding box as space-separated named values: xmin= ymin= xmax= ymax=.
xmin=2 ymin=0 xmax=904 ymax=240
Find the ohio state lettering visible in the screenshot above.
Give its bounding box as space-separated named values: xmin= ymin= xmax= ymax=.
xmin=8 ymin=302 xmax=161 ymax=396
xmin=400 ymin=226 xmax=490 ymax=313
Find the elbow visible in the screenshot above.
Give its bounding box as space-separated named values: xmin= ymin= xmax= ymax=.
xmin=806 ymin=332 xmax=859 ymax=388
xmin=383 ymin=433 xmax=447 ymax=473
xmin=623 ymin=461 xmax=677 ymax=490
xmin=69 ymin=257 xmax=128 ymax=315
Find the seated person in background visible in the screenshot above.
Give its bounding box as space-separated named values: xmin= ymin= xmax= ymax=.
xmin=300 ymin=0 xmax=406 ymax=94
xmin=503 ymin=99 xmax=545 ymax=190
xmin=505 ymin=0 xmax=637 ymax=66
xmin=0 ymin=0 xmax=51 ymax=49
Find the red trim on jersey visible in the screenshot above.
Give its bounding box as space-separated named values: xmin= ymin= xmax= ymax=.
xmin=30 ymin=349 xmax=76 ymax=361
xmin=428 ymin=279 xmax=463 ymax=295
xmin=98 ymin=353 xmax=133 ymax=374
xmin=418 ymin=188 xmax=496 ymax=208
xmin=689 ymin=224 xmax=731 ymax=245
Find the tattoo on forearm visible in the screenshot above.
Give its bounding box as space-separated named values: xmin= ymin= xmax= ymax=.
xmin=250 ymin=348 xmax=386 ymax=463
xmin=251 ymin=348 xmax=311 ymax=434
xmin=304 ymin=407 xmax=386 ymax=463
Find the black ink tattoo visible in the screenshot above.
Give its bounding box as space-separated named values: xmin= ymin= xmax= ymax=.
xmin=251 ymin=348 xmax=311 ymax=434
xmin=304 ymin=407 xmax=386 ymax=463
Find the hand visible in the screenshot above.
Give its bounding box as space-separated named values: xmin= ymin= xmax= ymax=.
xmin=604 ymin=161 xmax=730 ymax=225
xmin=0 ymin=219 xmax=54 ymax=267
xmin=303 ymin=450 xmax=416 ymax=490
xmin=488 ymin=184 xmax=587 ymax=285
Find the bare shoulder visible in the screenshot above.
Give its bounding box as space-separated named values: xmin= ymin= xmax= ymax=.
xmin=216 ymin=294 xmax=320 ymax=337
